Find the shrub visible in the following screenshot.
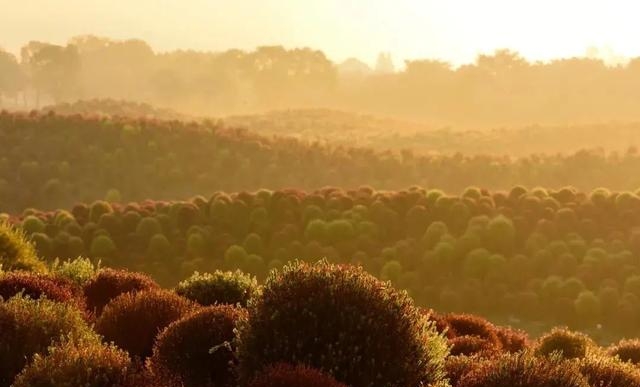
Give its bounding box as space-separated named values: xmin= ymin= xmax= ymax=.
xmin=12 ymin=340 xmax=134 ymax=387
xmin=495 ymin=326 xmax=529 ymax=353
xmin=577 ymin=356 xmax=640 ymax=387
xmin=535 ymin=328 xmax=595 ymax=360
xmin=95 ymin=289 xmax=195 ymax=358
xmin=149 ymin=305 xmax=247 ymax=387
xmin=457 ymin=353 xmax=589 ymax=387
xmin=0 ymin=221 xmax=47 ymax=272
xmin=21 ymin=215 xmax=46 ymax=234
xmin=0 ymin=295 xmax=98 ymax=386
xmin=248 ymin=363 xmax=348 ymax=387
xmin=51 ymin=256 xmax=99 ymax=287
xmin=608 ymin=339 xmax=640 ymax=365
xmin=90 ymin=234 xmax=118 ymax=259
xmin=445 ymin=355 xmax=484 ymax=387
xmin=236 ymin=261 xmax=448 ymax=387
xmin=449 ymin=336 xmax=500 ymax=357
xmin=0 ymin=271 xmax=82 ymax=308
xmin=445 ymin=314 xmax=501 ymax=348
xmin=175 ymin=270 xmax=259 ymax=307
xmin=83 ymin=268 xmax=159 ymax=315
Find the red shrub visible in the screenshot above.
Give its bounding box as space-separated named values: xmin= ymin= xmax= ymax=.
xmin=95 ymin=290 xmax=195 ymax=359
xmin=578 ymin=356 xmax=640 ymax=387
xmin=83 ymin=268 xmax=159 ymax=315
xmin=0 ymin=271 xmax=80 ymax=306
xmin=458 ymin=353 xmax=589 ymax=387
xmin=149 ymin=305 xmax=247 ymax=387
xmin=495 ymin=326 xmax=529 ymax=353
xmin=445 ymin=314 xmax=501 ymax=349
xmin=449 ymin=336 xmax=500 ymax=357
xmin=445 ymin=355 xmax=485 ymax=387
xmin=248 ymin=363 xmax=348 ymax=387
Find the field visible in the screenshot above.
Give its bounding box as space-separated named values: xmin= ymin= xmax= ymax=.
xmin=2 ymin=102 xmax=640 ymax=386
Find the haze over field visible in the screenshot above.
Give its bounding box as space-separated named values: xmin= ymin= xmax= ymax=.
xmin=4 ymin=3 xmax=640 ymax=387
xmin=2 ymin=0 xmax=639 ymax=66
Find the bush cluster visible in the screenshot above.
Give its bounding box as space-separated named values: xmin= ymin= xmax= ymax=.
xmin=174 ymin=270 xmax=259 ymax=307
xmin=236 ymin=261 xmax=448 ymax=387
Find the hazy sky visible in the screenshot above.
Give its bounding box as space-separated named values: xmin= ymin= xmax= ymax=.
xmin=2 ymin=0 xmax=639 ymax=66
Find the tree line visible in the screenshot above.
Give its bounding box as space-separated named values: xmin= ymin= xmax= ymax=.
xmin=3 ymin=36 xmax=640 ymax=126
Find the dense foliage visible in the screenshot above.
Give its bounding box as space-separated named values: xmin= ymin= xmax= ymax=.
xmin=0 ymin=221 xmax=47 ymax=272
xmin=0 ymin=295 xmax=97 ymax=386
xmin=12 ymin=340 xmax=135 ymax=387
xmin=247 ymin=363 xmax=348 ymax=387
xmin=95 ymin=289 xmax=195 ymax=358
xmin=236 ymin=261 xmax=448 ymax=387
xmin=11 ymin=185 xmax=640 ymax=340
xmin=175 ymin=270 xmax=259 ymax=306
xmin=5 ymin=112 xmax=640 ymax=212
xmin=83 ymin=268 xmax=159 ymax=315
xmin=149 ymin=305 xmax=247 ymax=387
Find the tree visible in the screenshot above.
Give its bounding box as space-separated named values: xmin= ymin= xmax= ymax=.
xmin=0 ymin=50 xmax=25 ymax=104
xmin=21 ymin=42 xmax=80 ymax=104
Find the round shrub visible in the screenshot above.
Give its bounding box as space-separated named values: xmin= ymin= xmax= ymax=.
xmin=577 ymin=356 xmax=640 ymax=387
xmin=0 ymin=271 xmax=81 ymax=307
xmin=150 ymin=305 xmax=247 ymax=387
xmin=13 ymin=340 xmax=134 ymax=387
xmin=445 ymin=314 xmax=501 ymax=348
xmin=445 ymin=355 xmax=484 ymax=387
xmin=21 ymin=215 xmax=46 ymax=234
xmin=175 ymin=270 xmax=259 ymax=307
xmin=83 ymin=268 xmax=159 ymax=315
xmin=0 ymin=221 xmax=47 ymax=272
xmin=248 ymin=363 xmax=348 ymax=387
xmin=90 ymin=234 xmax=118 ymax=259
xmin=51 ymin=256 xmax=98 ymax=287
xmin=95 ymin=289 xmax=195 ymax=358
xmin=0 ymin=295 xmax=98 ymax=386
xmin=535 ymin=328 xmax=594 ymax=359
xmin=607 ymin=339 xmax=640 ymax=365
xmin=496 ymin=326 xmax=529 ymax=353
xmin=236 ymin=261 xmax=448 ymax=387
xmin=449 ymin=336 xmax=499 ymax=357
xmin=457 ymin=353 xmax=589 ymax=387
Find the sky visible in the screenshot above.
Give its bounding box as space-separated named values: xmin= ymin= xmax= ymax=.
xmin=1 ymin=0 xmax=639 ymax=66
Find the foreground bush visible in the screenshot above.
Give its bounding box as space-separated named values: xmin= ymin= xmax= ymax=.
xmin=608 ymin=339 xmax=640 ymax=365
xmin=457 ymin=353 xmax=589 ymax=387
xmin=577 ymin=356 xmax=640 ymax=387
xmin=149 ymin=305 xmax=247 ymax=387
xmin=83 ymin=268 xmax=159 ymax=315
xmin=247 ymin=363 xmax=348 ymax=387
xmin=0 ymin=271 xmax=81 ymax=307
xmin=0 ymin=221 xmax=46 ymax=272
xmin=0 ymin=295 xmax=97 ymax=386
xmin=175 ymin=270 xmax=259 ymax=307
xmin=236 ymin=261 xmax=448 ymax=387
xmin=445 ymin=355 xmax=484 ymax=387
xmin=95 ymin=289 xmax=195 ymax=358
xmin=12 ymin=340 xmax=135 ymax=387
xmin=535 ymin=328 xmax=595 ymax=359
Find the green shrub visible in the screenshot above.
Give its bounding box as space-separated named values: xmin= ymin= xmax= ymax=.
xmin=89 ymin=200 xmax=114 ymax=223
xmin=51 ymin=256 xmax=99 ymax=287
xmin=0 ymin=221 xmax=47 ymax=272
xmin=89 ymin=234 xmax=118 ymax=259
xmin=95 ymin=289 xmax=195 ymax=358
xmin=13 ymin=340 xmax=134 ymax=387
xmin=21 ymin=215 xmax=45 ymax=234
xmin=457 ymin=352 xmax=588 ymax=387
xmin=236 ymin=261 xmax=448 ymax=387
xmin=248 ymin=363 xmax=348 ymax=387
xmin=175 ymin=270 xmax=259 ymax=307
xmin=149 ymin=305 xmax=247 ymax=387
xmin=535 ymin=328 xmax=595 ymax=360
xmin=0 ymin=295 xmax=98 ymax=386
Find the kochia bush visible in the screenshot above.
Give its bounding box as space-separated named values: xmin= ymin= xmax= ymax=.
xmin=236 ymin=261 xmax=448 ymax=387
